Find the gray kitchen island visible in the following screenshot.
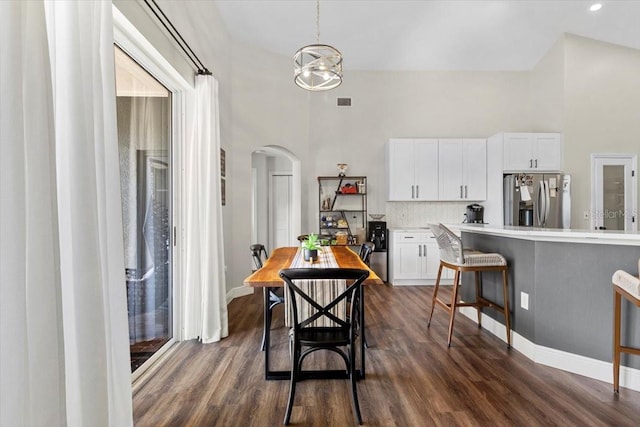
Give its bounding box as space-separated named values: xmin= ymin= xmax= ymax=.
xmin=454 ymin=224 xmax=640 ymax=391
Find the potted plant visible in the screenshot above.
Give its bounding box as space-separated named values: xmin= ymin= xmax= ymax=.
xmin=301 ymin=233 xmax=321 ymax=262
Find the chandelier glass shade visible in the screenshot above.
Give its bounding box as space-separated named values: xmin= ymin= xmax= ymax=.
xmin=293 ymin=0 xmax=343 ymax=91
xmin=294 ymin=44 xmax=343 ymax=91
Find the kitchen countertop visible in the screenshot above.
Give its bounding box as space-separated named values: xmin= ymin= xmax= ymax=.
xmin=455 ymin=223 xmax=640 ymax=245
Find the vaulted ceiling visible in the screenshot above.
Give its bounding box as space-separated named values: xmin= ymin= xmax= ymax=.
xmin=211 ymin=0 xmax=640 ymax=71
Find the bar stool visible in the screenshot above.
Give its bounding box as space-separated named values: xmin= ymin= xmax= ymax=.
xmin=612 ymin=259 xmax=640 ymax=393
xmin=427 ymin=223 xmax=511 ymax=348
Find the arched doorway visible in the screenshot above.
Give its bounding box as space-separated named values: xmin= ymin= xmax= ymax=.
xmin=251 ymin=146 xmax=301 ymax=251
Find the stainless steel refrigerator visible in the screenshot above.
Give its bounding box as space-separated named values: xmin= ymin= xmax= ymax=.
xmin=504 ymin=173 xmax=571 ymax=228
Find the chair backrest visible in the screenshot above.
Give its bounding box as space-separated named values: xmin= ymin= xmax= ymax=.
xmin=250 ymin=244 xmax=268 ymax=270
xmin=428 ymin=223 xmax=464 ymax=265
xmin=279 ymin=268 xmax=370 ymax=330
xmin=359 ymin=242 xmax=375 ymax=265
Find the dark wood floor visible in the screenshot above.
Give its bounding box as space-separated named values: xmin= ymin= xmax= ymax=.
xmin=133 ymin=284 xmax=640 ymax=426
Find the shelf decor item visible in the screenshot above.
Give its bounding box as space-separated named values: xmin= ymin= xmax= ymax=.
xmin=301 ymin=233 xmax=321 ymax=262
xmin=337 ymin=163 xmax=348 ymax=176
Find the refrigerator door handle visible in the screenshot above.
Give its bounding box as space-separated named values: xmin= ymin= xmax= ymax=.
xmin=536 ymin=181 xmax=545 ymax=226
xmin=541 ymin=181 xmax=549 ymax=226
xmin=544 ymin=181 xmax=551 ymax=226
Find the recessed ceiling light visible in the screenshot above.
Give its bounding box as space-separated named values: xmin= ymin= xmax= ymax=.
xmin=589 ymin=3 xmax=602 ymax=12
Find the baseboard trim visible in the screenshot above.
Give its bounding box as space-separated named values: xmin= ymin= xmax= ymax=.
xmin=459 ymin=307 xmax=640 ymax=392
xmin=226 ymin=285 xmax=254 ymax=304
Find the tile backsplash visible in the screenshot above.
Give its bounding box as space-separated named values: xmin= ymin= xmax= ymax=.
xmin=385 ymin=201 xmax=469 ymax=228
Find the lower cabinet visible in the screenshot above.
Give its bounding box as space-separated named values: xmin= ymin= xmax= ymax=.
xmin=389 ymin=231 xmax=453 ymax=285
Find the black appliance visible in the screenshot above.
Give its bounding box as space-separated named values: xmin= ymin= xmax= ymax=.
xmin=369 ymin=221 xmax=387 ymax=251
xmin=464 ymin=204 xmax=484 ymax=224
xmin=368 ymin=221 xmax=387 ymax=281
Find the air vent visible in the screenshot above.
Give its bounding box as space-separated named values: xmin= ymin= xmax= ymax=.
xmin=337 ymin=98 xmax=351 ymax=106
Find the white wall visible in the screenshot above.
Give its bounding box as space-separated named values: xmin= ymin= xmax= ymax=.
xmin=562 ymin=34 xmax=640 ymax=228
xmin=529 ymin=36 xmax=565 ymax=132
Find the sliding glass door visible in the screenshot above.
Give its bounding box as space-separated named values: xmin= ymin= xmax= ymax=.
xmin=114 ymin=46 xmax=173 ymax=373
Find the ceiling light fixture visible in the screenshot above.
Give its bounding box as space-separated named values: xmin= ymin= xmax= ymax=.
xmin=293 ymin=0 xmax=343 ymax=91
xmin=589 ymin=3 xmax=602 ymax=12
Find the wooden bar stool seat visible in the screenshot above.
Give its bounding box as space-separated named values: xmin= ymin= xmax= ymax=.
xmin=427 ymin=223 xmax=511 ymax=348
xmin=612 ymin=260 xmax=640 ymax=393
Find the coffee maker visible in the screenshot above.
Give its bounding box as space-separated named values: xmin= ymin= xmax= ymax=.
xmin=368 ymin=221 xmax=387 ymax=251
xmin=368 ymin=221 xmax=387 ymax=281
xmin=464 ymin=204 xmax=484 ymax=223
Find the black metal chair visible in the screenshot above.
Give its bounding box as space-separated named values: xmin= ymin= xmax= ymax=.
xmin=358 ymin=242 xmax=375 ymax=266
xmin=279 ymin=268 xmax=370 ymax=425
xmin=250 ymin=244 xmax=284 ymax=351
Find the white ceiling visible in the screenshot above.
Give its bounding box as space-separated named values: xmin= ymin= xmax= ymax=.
xmin=212 ymin=0 xmax=640 ymax=71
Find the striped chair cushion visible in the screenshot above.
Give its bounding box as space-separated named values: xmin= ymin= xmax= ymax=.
xmin=460 ymin=251 xmax=507 ymax=267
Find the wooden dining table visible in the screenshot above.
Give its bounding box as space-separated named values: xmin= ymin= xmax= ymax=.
xmin=244 ymin=245 xmax=383 ymax=380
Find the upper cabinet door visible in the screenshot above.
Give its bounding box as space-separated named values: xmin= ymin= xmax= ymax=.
xmin=503 ymin=132 xmax=563 ymax=171
xmin=503 ymin=133 xmax=534 ymax=171
xmin=463 ymin=138 xmax=487 ymax=200
xmin=438 ymin=139 xmax=464 ymax=200
xmin=534 ymin=133 xmax=563 ymax=171
xmin=438 ymin=138 xmax=486 ymax=200
xmin=414 ymin=139 xmax=439 ymax=200
xmin=388 ymin=139 xmax=416 ymax=201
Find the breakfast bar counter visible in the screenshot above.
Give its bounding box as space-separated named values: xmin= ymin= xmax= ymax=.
xmin=454 ymin=224 xmax=640 ymax=389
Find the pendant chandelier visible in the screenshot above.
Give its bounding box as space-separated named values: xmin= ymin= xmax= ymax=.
xmin=293 ymin=0 xmax=343 ymax=91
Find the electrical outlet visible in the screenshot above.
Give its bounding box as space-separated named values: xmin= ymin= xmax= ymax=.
xmin=520 ymin=292 xmax=529 ymax=310
xmin=583 ymin=211 xmax=589 ymax=220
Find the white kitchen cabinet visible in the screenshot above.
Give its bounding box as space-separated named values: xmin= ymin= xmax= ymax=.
xmin=392 ymin=241 xmax=426 ymax=279
xmin=503 ymin=133 xmax=563 ymax=172
xmin=387 ymin=139 xmax=438 ymax=201
xmin=389 ymin=231 xmax=451 ymax=285
xmin=438 ymin=138 xmax=486 ymax=201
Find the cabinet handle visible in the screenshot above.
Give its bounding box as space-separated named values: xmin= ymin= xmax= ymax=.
xmin=535 ymin=159 xmax=538 ymax=168
xmin=418 ymin=245 xmax=422 ymax=257
xmin=460 ymin=185 xmax=463 ymax=198
xmin=530 ymin=159 xmax=533 ymax=168
xmin=464 ymin=185 xmax=468 ymax=198
xmin=423 ymin=244 xmax=427 ymax=256
xmin=412 ymin=185 xmax=415 ymax=199
xmin=416 ymin=185 xmax=419 ymax=199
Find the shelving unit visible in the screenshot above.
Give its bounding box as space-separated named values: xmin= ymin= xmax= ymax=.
xmin=318 ymin=176 xmax=367 ymax=245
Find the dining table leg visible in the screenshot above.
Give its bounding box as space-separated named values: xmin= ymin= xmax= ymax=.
xmin=263 ymin=287 xmax=271 ymax=378
xmin=360 ymin=286 xmax=365 ymax=380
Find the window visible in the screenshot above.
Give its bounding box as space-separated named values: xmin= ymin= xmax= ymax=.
xmin=114 ymin=45 xmax=173 ymax=372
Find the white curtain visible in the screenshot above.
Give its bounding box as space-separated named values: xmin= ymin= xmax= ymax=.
xmin=1 ymin=0 xmax=133 ymax=425
xmin=183 ymin=75 xmax=229 ymax=343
